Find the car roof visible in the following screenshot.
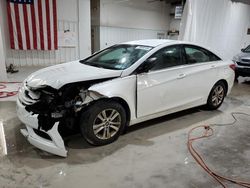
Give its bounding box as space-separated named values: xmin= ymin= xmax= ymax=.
xmin=121 ymin=39 xmax=224 ymax=60
xmin=122 ymin=39 xmax=177 ymax=47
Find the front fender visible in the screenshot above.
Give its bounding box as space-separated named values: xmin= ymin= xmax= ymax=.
xmin=88 ymin=75 xmax=137 ymax=122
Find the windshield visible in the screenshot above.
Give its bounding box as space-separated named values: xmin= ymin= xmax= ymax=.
xmin=80 ymin=45 xmax=152 ymax=70
xmin=243 ymin=45 xmax=250 ymax=53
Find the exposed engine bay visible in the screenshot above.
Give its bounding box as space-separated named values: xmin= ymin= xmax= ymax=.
xmin=20 ymin=79 xmax=113 ymax=133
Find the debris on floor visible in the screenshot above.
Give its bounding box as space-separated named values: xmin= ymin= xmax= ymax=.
xmin=6 ymin=64 xmax=19 ymax=74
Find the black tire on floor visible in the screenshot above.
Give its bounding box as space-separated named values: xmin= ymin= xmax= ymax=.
xmin=206 ymin=81 xmax=226 ymax=110
xmin=80 ymin=100 xmax=127 ymax=146
xmin=235 ymin=72 xmax=239 ymax=81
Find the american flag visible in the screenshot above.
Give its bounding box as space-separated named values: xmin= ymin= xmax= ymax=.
xmin=6 ymin=0 xmax=58 ymax=50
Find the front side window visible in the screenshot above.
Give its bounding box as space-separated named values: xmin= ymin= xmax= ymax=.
xmin=184 ymin=45 xmax=220 ymax=64
xmin=80 ymin=45 xmax=152 ymax=70
xmin=149 ymin=45 xmax=183 ymax=71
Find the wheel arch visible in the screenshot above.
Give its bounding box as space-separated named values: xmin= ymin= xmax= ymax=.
xmin=84 ymin=95 xmax=131 ymax=126
xmin=214 ymin=79 xmax=228 ymax=95
xmin=108 ymin=97 xmax=131 ymax=126
xmin=205 ymin=79 xmax=228 ymax=110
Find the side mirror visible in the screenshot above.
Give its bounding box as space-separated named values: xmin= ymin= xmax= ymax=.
xmin=137 ymin=57 xmax=157 ymax=74
xmin=241 ymin=48 xmax=245 ymax=52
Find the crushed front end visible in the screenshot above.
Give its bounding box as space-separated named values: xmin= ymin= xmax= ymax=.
xmin=17 ymin=81 xmax=93 ymax=157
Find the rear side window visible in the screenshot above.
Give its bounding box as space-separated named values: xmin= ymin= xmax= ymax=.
xmin=184 ymin=45 xmax=221 ymax=64
xmin=150 ymin=45 xmax=183 ymax=71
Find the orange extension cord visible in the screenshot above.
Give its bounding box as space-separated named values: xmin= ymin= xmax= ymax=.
xmin=188 ymin=113 xmax=250 ymax=188
xmin=0 ymin=82 xmax=21 ymax=98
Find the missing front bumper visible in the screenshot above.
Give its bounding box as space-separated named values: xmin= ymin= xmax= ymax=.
xmin=20 ymin=122 xmax=67 ymax=157
xmin=17 ymin=98 xmax=68 ymax=157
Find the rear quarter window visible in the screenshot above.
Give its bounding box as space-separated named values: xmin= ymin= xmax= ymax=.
xmin=184 ymin=45 xmax=221 ymax=64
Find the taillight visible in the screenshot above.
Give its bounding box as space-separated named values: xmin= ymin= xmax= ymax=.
xmin=229 ymin=64 xmax=236 ymax=71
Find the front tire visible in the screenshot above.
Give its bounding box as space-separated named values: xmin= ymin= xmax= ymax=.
xmin=80 ymin=100 xmax=126 ymax=146
xmin=206 ymin=81 xmax=226 ymax=110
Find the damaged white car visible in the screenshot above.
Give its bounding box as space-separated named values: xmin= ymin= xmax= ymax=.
xmin=17 ymin=40 xmax=235 ymax=157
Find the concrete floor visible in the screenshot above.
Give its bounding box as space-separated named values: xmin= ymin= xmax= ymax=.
xmin=1 ymin=66 xmax=47 ymax=102
xmin=7 ymin=66 xmax=48 ymax=82
xmin=0 ymin=78 xmax=250 ymax=188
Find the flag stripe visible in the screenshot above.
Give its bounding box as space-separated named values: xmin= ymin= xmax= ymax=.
xmin=49 ymin=0 xmax=54 ymax=50
xmin=30 ymin=3 xmax=37 ymax=49
xmin=41 ymin=0 xmax=47 ymax=50
xmin=6 ymin=1 xmax=15 ymax=49
xmin=23 ymin=4 xmax=31 ymax=49
xmin=45 ymin=0 xmax=51 ymax=50
xmin=10 ymin=3 xmax=18 ymax=49
xmin=27 ymin=5 xmax=34 ymax=49
xmin=14 ymin=3 xmax=23 ymax=49
xmin=19 ymin=4 xmax=27 ymax=49
xmin=53 ymin=0 xmax=58 ymax=49
xmin=34 ymin=0 xmax=41 ymax=50
xmin=38 ymin=0 xmax=44 ymax=50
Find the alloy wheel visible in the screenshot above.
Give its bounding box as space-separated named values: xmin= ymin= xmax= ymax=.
xmin=211 ymin=85 xmax=224 ymax=106
xmin=93 ymin=109 xmax=121 ymax=140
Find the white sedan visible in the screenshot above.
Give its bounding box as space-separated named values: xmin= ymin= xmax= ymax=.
xmin=17 ymin=40 xmax=235 ymax=157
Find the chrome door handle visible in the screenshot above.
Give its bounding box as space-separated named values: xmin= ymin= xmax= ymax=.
xmin=178 ymin=73 xmax=186 ymax=79
xmin=210 ymin=65 xmax=216 ymax=69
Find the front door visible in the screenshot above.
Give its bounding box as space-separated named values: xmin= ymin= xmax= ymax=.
xmin=137 ymin=45 xmax=186 ymax=118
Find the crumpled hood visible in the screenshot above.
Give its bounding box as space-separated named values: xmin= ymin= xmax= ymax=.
xmin=26 ymin=61 xmax=123 ymax=89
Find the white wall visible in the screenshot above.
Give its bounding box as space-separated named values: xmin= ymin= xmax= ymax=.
xmin=94 ymin=0 xmax=170 ymax=51
xmin=0 ymin=0 xmax=91 ymax=67
xmin=57 ymin=0 xmax=78 ymax=22
xmin=100 ymin=0 xmax=170 ymax=30
xmin=0 ymin=25 xmax=7 ymax=81
xmin=79 ymin=0 xmax=91 ymax=59
xmin=0 ymin=0 xmax=7 ymax=81
xmin=99 ymin=26 xmax=168 ymax=50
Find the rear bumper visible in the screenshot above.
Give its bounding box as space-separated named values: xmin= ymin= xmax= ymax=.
xmin=17 ymin=98 xmax=67 ymax=157
xmin=235 ymin=66 xmax=250 ymax=77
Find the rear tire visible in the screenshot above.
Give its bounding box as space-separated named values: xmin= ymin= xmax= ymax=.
xmin=206 ymin=81 xmax=226 ymax=110
xmin=80 ymin=100 xmax=126 ymax=146
xmin=235 ymin=72 xmax=239 ymax=81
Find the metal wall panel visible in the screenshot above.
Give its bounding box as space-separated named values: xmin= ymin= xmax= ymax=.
xmin=6 ymin=20 xmax=79 ymax=67
xmin=99 ymin=26 xmax=167 ymax=50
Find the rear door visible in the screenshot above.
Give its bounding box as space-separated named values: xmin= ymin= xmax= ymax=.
xmin=178 ymin=45 xmax=222 ymax=105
